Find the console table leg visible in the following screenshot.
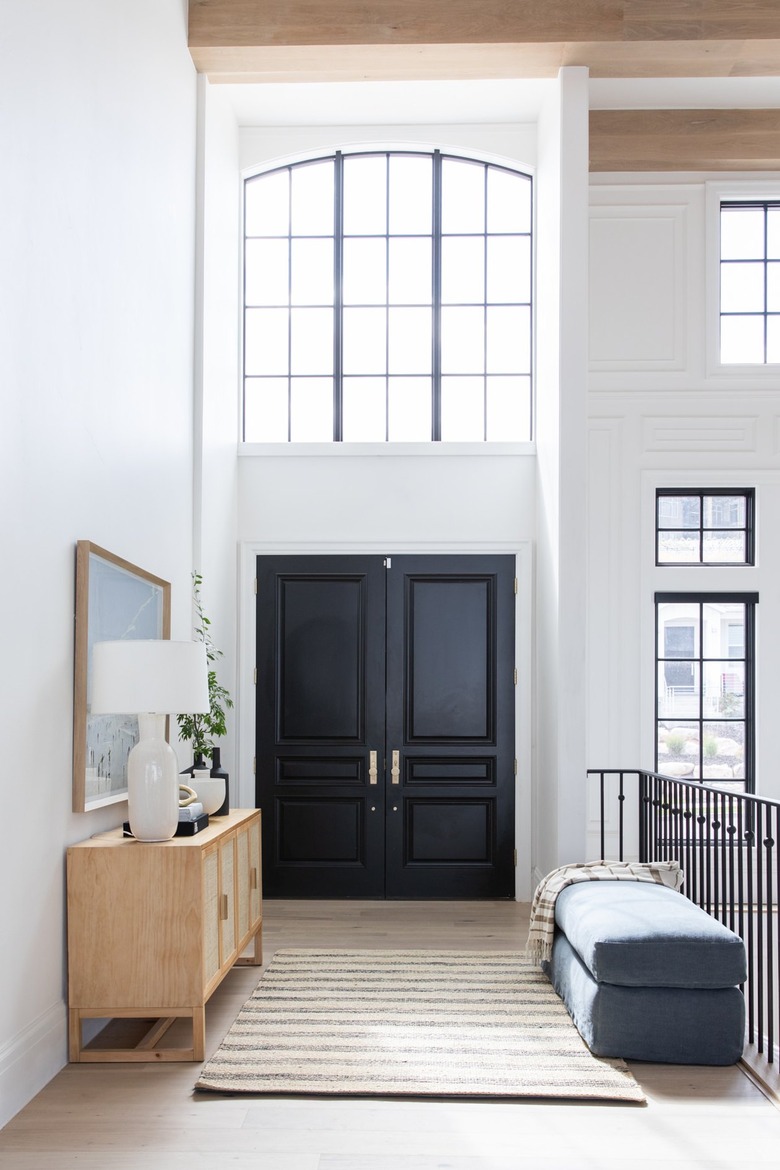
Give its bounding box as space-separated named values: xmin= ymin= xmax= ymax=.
xmin=68 ymin=1010 xmax=82 ymax=1062
xmin=192 ymin=1007 xmax=206 ymax=1062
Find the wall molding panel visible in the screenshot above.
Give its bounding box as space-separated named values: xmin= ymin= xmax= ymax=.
xmin=641 ymin=416 xmax=758 ymax=453
xmin=589 ymin=205 xmax=686 ymax=371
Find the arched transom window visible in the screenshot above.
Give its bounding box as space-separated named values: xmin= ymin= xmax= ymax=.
xmin=243 ymin=150 xmax=533 ymax=443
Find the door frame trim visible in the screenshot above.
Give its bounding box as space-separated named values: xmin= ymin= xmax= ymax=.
xmin=237 ymin=540 xmax=533 ymax=900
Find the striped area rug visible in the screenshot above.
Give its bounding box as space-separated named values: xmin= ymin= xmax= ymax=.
xmin=196 ymin=949 xmax=645 ymax=1102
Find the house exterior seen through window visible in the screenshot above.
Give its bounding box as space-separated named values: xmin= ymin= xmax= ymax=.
xmin=655 ymin=594 xmax=757 ymax=792
xmin=243 ymin=150 xmax=533 ymax=442
xmin=720 ymin=201 xmax=780 ymax=364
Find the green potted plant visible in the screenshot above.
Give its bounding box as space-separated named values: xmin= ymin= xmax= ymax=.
xmin=177 ymin=573 xmax=233 ymax=812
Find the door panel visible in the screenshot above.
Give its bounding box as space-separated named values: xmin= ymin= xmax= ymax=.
xmin=256 ymin=556 xmax=385 ymax=897
xmin=407 ymin=578 xmax=491 ymax=740
xmin=385 ymin=556 xmax=515 ymax=898
xmin=278 ymin=577 xmax=364 ymax=741
xmin=256 ymin=553 xmax=515 ymax=898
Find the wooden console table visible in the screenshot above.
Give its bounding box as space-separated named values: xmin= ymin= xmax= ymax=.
xmin=67 ymin=808 xmax=262 ymax=1062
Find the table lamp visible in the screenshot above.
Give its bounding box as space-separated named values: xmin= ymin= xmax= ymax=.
xmin=91 ymin=639 xmax=209 ymax=841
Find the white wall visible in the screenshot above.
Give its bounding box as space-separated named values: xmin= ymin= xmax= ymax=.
xmin=238 ymin=446 xmax=535 ymax=548
xmin=193 ymin=78 xmax=242 ymax=782
xmin=239 ymin=123 xmax=538 ymax=174
xmin=533 ymin=69 xmax=590 ymax=880
xmin=586 ymin=169 xmax=780 ymax=856
xmin=0 ymin=0 xmax=196 ymax=1126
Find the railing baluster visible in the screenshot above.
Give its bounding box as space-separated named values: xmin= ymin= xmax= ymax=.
xmin=727 ymin=793 xmax=736 ymax=934
xmin=766 ymin=804 xmax=774 ymax=1063
xmin=775 ymin=802 xmax=780 ymax=1064
xmin=684 ymin=782 xmax=693 ymax=897
xmin=746 ymin=799 xmax=755 ymax=1046
xmin=701 ymin=781 xmax=706 ymax=907
xmin=757 ymin=802 xmax=765 ymax=1053
xmin=715 ymin=790 xmax=725 ymax=917
xmin=618 ymin=772 xmax=624 ymax=861
xmin=737 ymin=797 xmax=745 ymax=964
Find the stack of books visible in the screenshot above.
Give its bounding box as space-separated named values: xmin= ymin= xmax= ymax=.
xmin=122 ymin=803 xmax=210 ymax=838
xmin=175 ymin=802 xmax=209 ymax=836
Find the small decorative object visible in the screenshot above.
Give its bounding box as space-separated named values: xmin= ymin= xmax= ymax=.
xmin=190 ymin=768 xmax=225 ymax=816
xmin=178 ymin=784 xmax=198 ymax=807
xmin=210 ymin=746 xmax=230 ymax=817
xmin=180 ymin=752 xmax=207 ymax=778
xmin=91 ymin=639 xmax=209 ymax=842
xmin=177 ymin=572 xmax=233 ymax=779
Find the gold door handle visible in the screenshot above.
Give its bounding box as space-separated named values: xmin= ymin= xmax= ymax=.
xmin=391 ymin=750 xmax=400 ymax=785
xmin=369 ymin=750 xmax=378 ymax=785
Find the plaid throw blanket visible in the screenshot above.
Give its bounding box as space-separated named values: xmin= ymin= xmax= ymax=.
xmin=525 ymin=859 xmax=684 ymax=964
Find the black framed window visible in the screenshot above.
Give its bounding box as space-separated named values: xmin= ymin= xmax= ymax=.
xmin=243 ymin=150 xmax=533 ymax=442
xmin=720 ymin=201 xmax=780 ymax=364
xmin=656 ymin=489 xmax=754 ymax=565
xmin=655 ymin=593 xmax=757 ymax=792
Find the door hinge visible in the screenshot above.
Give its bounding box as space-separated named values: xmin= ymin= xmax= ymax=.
xmin=254 ymin=577 xmax=258 ymax=594
xmin=513 ymin=668 xmax=518 ymax=686
xmin=514 ymin=577 xmax=518 ymax=595
xmin=514 ymin=758 xmax=518 ymax=775
xmin=253 ymin=667 xmax=257 ymax=685
xmin=513 ymin=849 xmax=518 ymax=866
xmin=253 ymin=756 xmax=256 ymax=774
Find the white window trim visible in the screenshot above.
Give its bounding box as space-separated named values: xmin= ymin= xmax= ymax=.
xmin=238 ymin=441 xmax=536 ymax=459
xmin=705 ymin=178 xmax=780 ymax=380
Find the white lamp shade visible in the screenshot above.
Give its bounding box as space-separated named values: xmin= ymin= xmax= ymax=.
xmin=91 ymin=639 xmax=210 ymax=715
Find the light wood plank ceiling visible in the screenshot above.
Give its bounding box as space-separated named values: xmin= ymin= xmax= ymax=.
xmin=188 ymin=1 xmax=780 ymax=170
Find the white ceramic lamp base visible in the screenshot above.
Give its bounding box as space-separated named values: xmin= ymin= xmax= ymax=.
xmin=127 ymin=713 xmax=179 ymax=842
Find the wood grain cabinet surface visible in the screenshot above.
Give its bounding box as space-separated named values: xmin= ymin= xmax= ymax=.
xmin=67 ymin=808 xmax=262 ymax=1062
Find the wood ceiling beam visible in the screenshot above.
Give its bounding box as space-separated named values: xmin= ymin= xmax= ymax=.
xmin=188 ymin=1 xmax=780 ymax=49
xmin=190 ymin=42 xmax=780 ymax=85
xmin=188 ymin=1 xmax=780 ymax=79
xmin=590 ymin=108 xmax=780 ymax=171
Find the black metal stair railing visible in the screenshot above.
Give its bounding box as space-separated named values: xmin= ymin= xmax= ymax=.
xmin=588 ymin=769 xmax=779 ymax=1078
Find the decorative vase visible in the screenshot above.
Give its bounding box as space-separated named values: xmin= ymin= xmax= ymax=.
xmin=180 ymin=752 xmax=207 ymax=777
xmin=210 ymin=747 xmax=230 ymax=816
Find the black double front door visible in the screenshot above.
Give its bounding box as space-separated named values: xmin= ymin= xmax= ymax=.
xmin=256 ymin=554 xmax=516 ymax=899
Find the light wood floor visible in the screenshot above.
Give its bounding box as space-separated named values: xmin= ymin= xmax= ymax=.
xmin=1 ymin=900 xmax=778 ymax=1169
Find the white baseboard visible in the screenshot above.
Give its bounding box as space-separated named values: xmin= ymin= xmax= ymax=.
xmin=0 ymin=1001 xmax=67 ymax=1130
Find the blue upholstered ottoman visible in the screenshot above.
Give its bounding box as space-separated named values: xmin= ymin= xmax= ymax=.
xmin=545 ymin=882 xmax=747 ymax=1065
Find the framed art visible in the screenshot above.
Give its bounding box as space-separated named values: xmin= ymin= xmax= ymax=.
xmin=73 ymin=541 xmax=171 ymax=812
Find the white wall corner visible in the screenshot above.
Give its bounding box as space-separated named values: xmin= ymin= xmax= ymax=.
xmin=0 ymin=1002 xmax=66 ymax=1130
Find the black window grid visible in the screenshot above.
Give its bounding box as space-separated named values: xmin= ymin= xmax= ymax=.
xmin=720 ymin=200 xmax=780 ymax=365
xmin=655 ymin=488 xmax=755 ymax=566
xmin=654 ymin=592 xmax=757 ymax=794
xmin=242 ymin=149 xmax=533 ymax=443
